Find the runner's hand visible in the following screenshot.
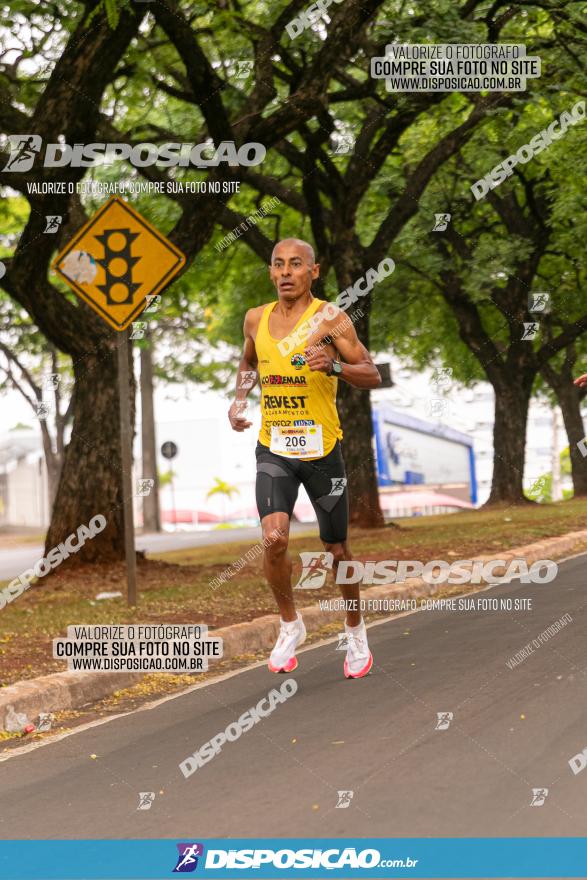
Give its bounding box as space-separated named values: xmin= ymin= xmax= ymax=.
xmin=305 ymin=349 xmax=333 ymax=374
xmin=228 ymin=401 xmax=252 ymax=432
xmin=574 ymin=374 xmax=587 ymax=388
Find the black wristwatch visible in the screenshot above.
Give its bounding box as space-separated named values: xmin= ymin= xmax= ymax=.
xmin=330 ymin=359 xmax=343 ymax=376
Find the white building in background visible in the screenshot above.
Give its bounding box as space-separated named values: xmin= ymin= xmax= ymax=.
xmin=0 ymin=429 xmax=50 ymax=528
xmin=378 ymin=364 xmax=575 ymax=503
xmin=0 ymin=360 xmax=578 ymax=529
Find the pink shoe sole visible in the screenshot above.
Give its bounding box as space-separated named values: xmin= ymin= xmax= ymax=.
xmin=344 ymin=652 xmax=373 ymax=679
xmin=268 ymin=655 xmax=299 ymax=674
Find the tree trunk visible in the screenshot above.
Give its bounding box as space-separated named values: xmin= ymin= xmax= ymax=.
xmin=44 ymin=342 xmax=135 ymax=563
xmin=338 ymin=380 xmax=384 ymax=528
xmin=45 ymin=455 xmax=61 ymax=514
xmin=36 ymin=410 xmax=60 ymax=514
xmin=486 ymin=376 xmax=534 ymax=505
xmin=547 ymin=375 xmax=587 ymax=496
xmin=328 ymin=239 xmax=384 ymax=528
xmin=336 ymin=301 xmax=384 ymax=528
xmin=140 ymin=331 xmax=161 ymax=532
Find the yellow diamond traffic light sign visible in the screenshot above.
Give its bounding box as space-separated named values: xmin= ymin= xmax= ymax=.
xmin=52 ymin=196 xmax=186 ymax=331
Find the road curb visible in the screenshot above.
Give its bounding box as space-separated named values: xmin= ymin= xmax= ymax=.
xmin=2 ymin=528 xmax=586 ymax=730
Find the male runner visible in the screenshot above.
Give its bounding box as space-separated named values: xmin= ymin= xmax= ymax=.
xmin=228 ymin=238 xmax=382 ymax=678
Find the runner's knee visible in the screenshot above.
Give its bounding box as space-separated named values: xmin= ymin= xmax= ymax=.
xmin=264 ymin=531 xmax=289 ymax=560
xmin=322 ymin=542 xmax=347 ymax=567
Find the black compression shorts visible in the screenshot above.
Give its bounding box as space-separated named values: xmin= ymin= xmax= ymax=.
xmin=255 ymin=440 xmax=349 ymax=544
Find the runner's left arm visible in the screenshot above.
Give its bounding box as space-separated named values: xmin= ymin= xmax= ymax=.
xmin=304 ymin=310 xmax=381 ymax=389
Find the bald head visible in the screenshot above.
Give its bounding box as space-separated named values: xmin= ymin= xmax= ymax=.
xmin=269 ymin=238 xmax=320 ymax=302
xmin=271 ymin=238 xmax=315 ymax=266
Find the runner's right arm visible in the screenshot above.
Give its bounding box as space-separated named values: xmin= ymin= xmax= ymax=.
xmin=228 ymin=309 xmax=260 ymax=432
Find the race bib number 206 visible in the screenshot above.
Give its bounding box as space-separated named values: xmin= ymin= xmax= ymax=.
xmin=270 ymin=424 xmax=324 ymax=458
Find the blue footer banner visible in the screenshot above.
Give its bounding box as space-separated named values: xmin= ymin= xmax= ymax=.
xmin=1 ymin=838 xmax=587 ymax=879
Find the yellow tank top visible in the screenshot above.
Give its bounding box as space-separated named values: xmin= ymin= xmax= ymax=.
xmin=256 ymin=298 xmax=342 ymax=459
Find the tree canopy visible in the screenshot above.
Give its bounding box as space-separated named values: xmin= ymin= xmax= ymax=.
xmin=1 ymin=0 xmax=586 ymax=559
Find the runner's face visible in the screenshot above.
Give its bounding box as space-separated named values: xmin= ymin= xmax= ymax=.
xmin=269 ymin=244 xmax=318 ymax=302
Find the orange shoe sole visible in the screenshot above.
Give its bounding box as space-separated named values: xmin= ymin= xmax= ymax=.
xmin=344 ymin=652 xmax=373 ymax=679
xmin=268 ymin=655 xmax=299 ymax=674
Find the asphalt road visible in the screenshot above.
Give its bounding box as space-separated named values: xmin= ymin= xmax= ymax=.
xmin=0 ymin=522 xmax=311 ymax=580
xmin=1 ymin=553 xmax=586 ymax=839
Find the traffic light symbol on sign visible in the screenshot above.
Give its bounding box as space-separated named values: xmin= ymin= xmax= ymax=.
xmin=95 ymin=228 xmax=141 ymax=305
xmin=52 ymin=197 xmax=186 ymax=331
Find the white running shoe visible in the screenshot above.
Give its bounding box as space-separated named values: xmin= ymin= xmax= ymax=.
xmin=343 ymin=618 xmax=373 ymax=679
xmin=268 ymin=612 xmax=306 ymax=673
